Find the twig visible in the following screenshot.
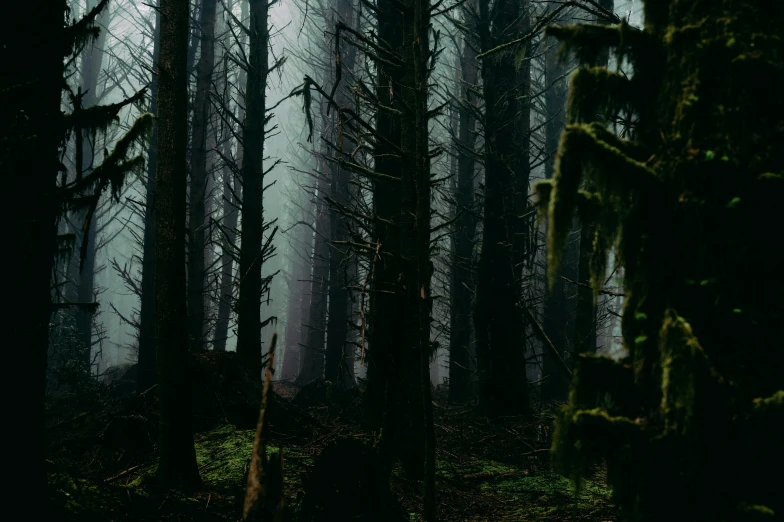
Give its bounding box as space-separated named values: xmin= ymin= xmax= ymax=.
xmin=105 ymin=465 xmax=140 ymax=483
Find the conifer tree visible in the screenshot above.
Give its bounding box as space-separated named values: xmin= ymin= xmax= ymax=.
xmin=3 ymin=0 xmax=152 ymax=502
xmin=155 ymin=0 xmax=201 ymax=489
xmin=538 ymin=1 xmax=784 ymax=519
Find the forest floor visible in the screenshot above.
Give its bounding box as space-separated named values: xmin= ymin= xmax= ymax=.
xmin=47 ymin=378 xmax=615 ymax=521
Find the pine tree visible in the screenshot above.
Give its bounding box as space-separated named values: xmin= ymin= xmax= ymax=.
xmin=2 ymin=0 xmax=152 ymax=504
xmin=155 ymin=0 xmax=201 ymax=490
xmin=187 ymin=0 xmax=218 ymax=352
xmin=538 ymin=1 xmax=784 ymax=519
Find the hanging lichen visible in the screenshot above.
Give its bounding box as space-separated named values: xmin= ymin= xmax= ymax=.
xmin=541 ymin=1 xmax=784 ymax=520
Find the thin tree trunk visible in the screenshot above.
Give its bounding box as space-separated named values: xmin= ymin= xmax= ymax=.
xmin=213 ymin=171 xmax=239 ymax=352
xmin=448 ymin=24 xmax=478 ymax=404
xmin=236 ymin=0 xmax=270 ymax=379
xmin=299 ymin=166 xmax=329 ymax=384
xmin=187 ymin=0 xmax=218 ymax=352
xmin=281 ymin=232 xmax=311 ymax=380
xmin=324 ymin=0 xmax=357 ymax=388
xmin=137 ymin=2 xmax=162 ymax=392
xmin=155 ymin=0 xmax=201 ymax=490
xmin=365 ymin=0 xmax=406 ymax=481
xmin=541 ymin=3 xmax=573 ymax=401
xmin=213 ymin=0 xmax=246 ymax=353
xmin=74 ymin=0 xmax=110 ymax=368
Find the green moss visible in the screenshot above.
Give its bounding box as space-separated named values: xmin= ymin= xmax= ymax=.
xmin=751 ymin=390 xmax=784 ymax=415
xmin=50 ymin=472 xmax=124 ymax=517
xmin=194 ymin=424 xmax=255 ymax=491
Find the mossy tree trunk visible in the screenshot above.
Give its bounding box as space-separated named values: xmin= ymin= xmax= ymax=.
xmin=541 ymin=4 xmax=574 ymax=401
xmin=155 ymin=0 xmax=201 ymax=490
xmin=539 ymin=1 xmax=784 ymax=519
xmin=572 ymin=0 xmax=613 ymax=357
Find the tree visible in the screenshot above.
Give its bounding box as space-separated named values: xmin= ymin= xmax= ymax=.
xmin=571 ymin=0 xmax=613 ymax=357
xmin=71 ymin=0 xmax=112 ymax=367
xmin=539 ymin=1 xmax=784 ymax=519
xmin=447 ymin=4 xmax=479 ymax=404
xmin=235 ymin=0 xmax=276 ymax=379
xmin=541 ymin=3 xmax=576 ymax=402
xmin=187 ymin=0 xmax=218 ymax=352
xmin=212 ymin=0 xmax=247 ymax=353
xmin=324 ymin=0 xmax=358 ymax=388
xmin=154 ymin=0 xmax=201 ymax=489
xmin=299 ymin=148 xmax=330 ymax=384
xmin=473 ymin=0 xmax=534 ymax=417
xmin=3 ymin=0 xmax=152 ymax=503
xmin=138 ymin=0 xmax=162 ymax=392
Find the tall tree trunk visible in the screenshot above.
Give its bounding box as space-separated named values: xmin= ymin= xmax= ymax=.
xmin=213 ymin=170 xmax=239 ymax=352
xmin=365 ymin=0 xmax=408 ymax=480
xmin=299 ymin=166 xmax=329 ymax=384
xmin=213 ymin=164 xmax=240 ymax=352
xmin=474 ymin=0 xmax=532 ymax=417
xmin=448 ymin=25 xmax=478 ymax=403
xmin=544 ymin=1 xmax=784 ymax=519
xmin=324 ymin=0 xmax=357 ymax=387
xmin=187 ymin=0 xmax=217 ymax=352
xmin=155 ymin=0 xmax=201 ymax=490
xmin=5 ymin=0 xmax=65 ymax=507
xmin=399 ymin=0 xmax=435 ymax=514
xmin=541 ymin=4 xmax=573 ymax=401
xmin=213 ymin=0 xmax=246 ymax=353
xmin=280 ymin=225 xmax=311 ymax=380
xmin=236 ymin=0 xmax=270 ymax=379
xmin=138 ymin=2 xmax=162 ymax=392
xmin=573 ymin=0 xmax=613 ymax=356
xmin=74 ymin=0 xmax=110 ymax=368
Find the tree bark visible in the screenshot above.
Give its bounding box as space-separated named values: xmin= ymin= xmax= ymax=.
xmin=138 ymin=1 xmax=162 ymax=392
xmin=365 ymin=0 xmax=407 ymax=480
xmin=448 ymin=24 xmax=478 ymax=404
xmin=187 ymin=0 xmax=218 ymax=352
xmin=474 ymin=0 xmax=532 ymax=417
xmin=280 ymin=243 xmax=310 ymax=380
xmin=236 ymin=0 xmax=270 ymax=379
xmin=213 ymin=0 xmax=246 ymax=353
xmin=299 ymin=165 xmax=329 ymax=384
xmin=4 ymin=0 xmax=65 ymax=508
xmin=154 ymin=0 xmax=201 ymax=490
xmin=399 ymin=0 xmax=435 ymax=514
xmin=572 ymin=0 xmax=613 ymax=356
xmin=324 ymin=0 xmax=358 ymax=388
xmin=541 ymin=3 xmax=574 ymax=401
